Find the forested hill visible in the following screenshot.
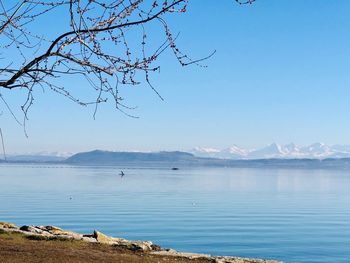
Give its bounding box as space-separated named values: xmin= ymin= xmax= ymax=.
xmin=65 ymin=150 xmax=198 ymax=165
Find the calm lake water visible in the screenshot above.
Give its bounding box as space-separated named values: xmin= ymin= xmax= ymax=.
xmin=1 ymin=164 xmax=350 ymax=263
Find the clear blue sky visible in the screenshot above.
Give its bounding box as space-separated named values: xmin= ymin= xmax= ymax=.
xmin=2 ymin=0 xmax=350 ymax=153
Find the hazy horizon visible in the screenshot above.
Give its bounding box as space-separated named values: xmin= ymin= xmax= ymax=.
xmin=6 ymin=141 xmax=350 ymax=157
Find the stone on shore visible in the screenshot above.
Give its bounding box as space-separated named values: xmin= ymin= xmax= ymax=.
xmin=0 ymin=222 xmax=18 ymax=229
xmin=93 ymin=230 xmax=115 ymax=244
xmin=93 ymin=230 xmax=154 ymax=251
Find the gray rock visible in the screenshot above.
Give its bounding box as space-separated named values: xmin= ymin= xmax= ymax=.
xmin=20 ymin=225 xmax=45 ymax=235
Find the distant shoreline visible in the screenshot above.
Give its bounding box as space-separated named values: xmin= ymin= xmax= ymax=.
xmin=2 ymin=149 xmax=350 ymax=170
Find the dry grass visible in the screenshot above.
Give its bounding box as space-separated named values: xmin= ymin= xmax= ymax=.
xmin=0 ymin=231 xmax=212 ymax=263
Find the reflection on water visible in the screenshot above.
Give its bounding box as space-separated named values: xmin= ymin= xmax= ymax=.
xmin=1 ymin=165 xmax=350 ymax=263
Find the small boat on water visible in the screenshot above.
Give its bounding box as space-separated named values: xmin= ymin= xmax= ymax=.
xmin=171 ymin=167 xmax=179 ymax=170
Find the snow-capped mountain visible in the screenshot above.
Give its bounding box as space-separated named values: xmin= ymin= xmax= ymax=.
xmin=191 ymin=145 xmax=249 ymax=159
xmin=221 ymin=145 xmax=250 ymax=157
xmin=248 ymin=143 xmax=284 ymax=159
xmin=190 ymin=143 xmax=350 ymax=160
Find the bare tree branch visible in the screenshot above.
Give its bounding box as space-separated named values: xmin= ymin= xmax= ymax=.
xmin=0 ymin=0 xmax=254 ymax=123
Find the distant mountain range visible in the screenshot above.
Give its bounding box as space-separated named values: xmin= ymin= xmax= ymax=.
xmin=190 ymin=143 xmax=350 ymax=160
xmin=3 ymin=143 xmax=350 ymax=166
xmin=3 ymin=149 xmax=350 ymax=169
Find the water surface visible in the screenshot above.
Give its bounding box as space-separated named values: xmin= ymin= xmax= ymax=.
xmin=1 ymin=164 xmax=350 ymax=263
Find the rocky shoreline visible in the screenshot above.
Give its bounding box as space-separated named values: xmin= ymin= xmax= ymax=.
xmin=0 ymin=222 xmax=282 ymax=263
